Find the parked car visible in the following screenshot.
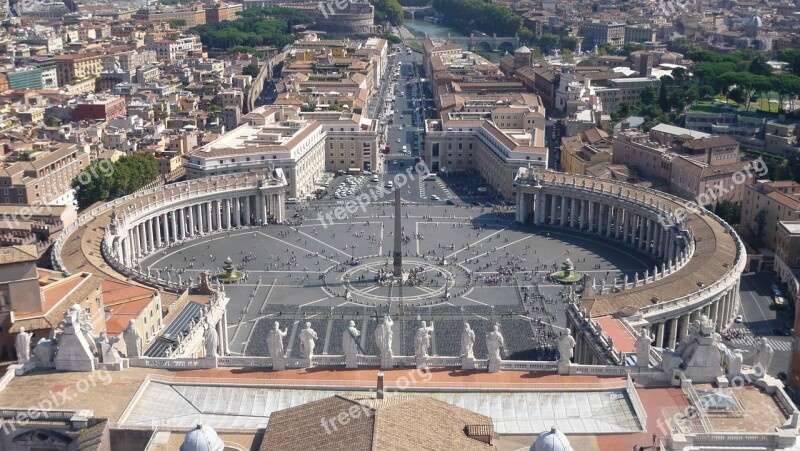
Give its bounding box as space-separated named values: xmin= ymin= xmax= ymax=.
xmin=735 ymin=315 xmax=743 ymax=323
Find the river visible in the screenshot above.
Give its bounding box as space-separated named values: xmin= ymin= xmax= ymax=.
xmin=402 ymin=18 xmax=503 ymax=62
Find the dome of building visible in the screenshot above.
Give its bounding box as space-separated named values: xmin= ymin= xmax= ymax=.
xmin=530 ymin=426 xmax=574 ymax=451
xmin=180 ymin=424 xmax=224 ymax=451
xmin=516 ymin=46 xmax=532 ymax=54
xmin=749 ymin=15 xmax=763 ymax=28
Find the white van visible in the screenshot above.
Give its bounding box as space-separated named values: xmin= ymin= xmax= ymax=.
xmin=402 ymin=145 xmax=407 ymax=152
xmin=386 ymin=181 xmax=394 ymax=188
xmin=285 ymin=198 xmax=298 ymax=204
xmin=423 ymin=174 xmax=437 ymax=181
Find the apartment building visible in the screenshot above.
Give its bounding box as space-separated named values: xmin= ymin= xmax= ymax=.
xmin=73 ymin=95 xmax=127 ymax=122
xmin=423 ymin=104 xmax=548 ymax=198
xmin=54 ymin=53 xmax=104 ymax=86
xmin=613 ymin=126 xmax=747 ymax=204
xmin=185 ymin=106 xmax=326 ymax=199
xmin=560 ymin=129 xmax=613 ymax=175
xmin=0 ymin=142 xmax=88 ymax=206
xmin=146 ymin=36 xmax=203 ymax=62
xmin=205 ymin=3 xmax=243 ymax=23
xmin=685 ymin=104 xmax=800 ymax=155
xmin=133 ymin=6 xmax=206 ymax=27
xmin=579 ymin=21 xmax=625 ymax=48
xmin=740 ymin=180 xmax=800 ymax=253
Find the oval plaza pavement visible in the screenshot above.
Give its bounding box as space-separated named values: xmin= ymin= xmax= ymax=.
xmin=52 ymin=168 xmax=745 ymax=361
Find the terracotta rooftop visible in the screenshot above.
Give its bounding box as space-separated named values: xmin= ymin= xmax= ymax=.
xmin=0 ymin=244 xmax=38 ymax=264
xmin=595 ymin=316 xmax=637 ymax=353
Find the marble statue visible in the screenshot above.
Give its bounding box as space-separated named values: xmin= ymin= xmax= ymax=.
xmin=204 ymin=322 xmax=219 ymax=358
xmin=414 ymin=321 xmax=434 ymax=358
xmin=485 ymin=324 xmax=505 ymax=363
xmin=375 ymin=316 xmax=393 ymax=359
xmin=97 ymin=332 xmax=122 ymax=364
xmin=266 ymin=321 xmax=288 ymax=359
xmin=342 ymin=320 xmax=361 ymax=357
xmin=636 ymin=328 xmax=653 ymax=367
xmin=557 ymin=329 xmax=576 ymax=364
xmin=298 ymin=322 xmax=318 ymax=360
xmin=723 ymin=346 xmax=745 ymax=376
xmin=753 ymin=337 xmax=774 ymax=374
xmin=461 ymin=322 xmax=476 ymax=359
xmin=123 ymin=319 xmax=142 ymax=358
xmin=33 ymin=338 xmax=55 ymax=363
xmin=15 ymin=327 xmax=32 ymax=363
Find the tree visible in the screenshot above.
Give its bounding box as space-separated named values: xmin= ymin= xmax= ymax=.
xmin=561 ymin=36 xmax=578 ymax=52
xmin=659 ymin=80 xmax=669 ymax=111
xmin=748 ymin=56 xmax=773 ymax=77
xmin=771 ymin=74 xmax=800 ymax=112
xmin=518 ymin=27 xmax=534 ymax=44
xmin=537 ymin=33 xmax=559 ymax=55
xmin=591 ymin=2 xmax=599 ymax=12
xmin=73 ymin=154 xmax=159 ymax=210
xmin=640 ymin=86 xmax=657 ymax=105
xmin=242 ymin=63 xmax=259 ymax=78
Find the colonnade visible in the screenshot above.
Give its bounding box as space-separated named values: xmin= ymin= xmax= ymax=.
xmin=516 ymin=179 xmax=744 ymax=354
xmin=518 ymin=190 xmax=686 ymax=264
xmin=114 ymin=191 xmax=285 ymax=267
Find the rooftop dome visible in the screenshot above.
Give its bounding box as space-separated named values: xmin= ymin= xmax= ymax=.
xmin=749 ymin=15 xmax=763 ymax=27
xmin=180 ymin=424 xmax=224 ymax=451
xmin=516 ymin=46 xmax=532 ymax=54
xmin=530 ymin=426 xmax=574 ymax=451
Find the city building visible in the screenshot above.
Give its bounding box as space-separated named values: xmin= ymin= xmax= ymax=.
xmin=185 ymin=106 xmax=326 ymax=199
xmin=0 ymin=142 xmax=89 ymax=206
xmin=73 ymin=95 xmax=127 ymax=122
xmin=579 ymin=20 xmax=626 ymax=48
xmin=133 ymin=5 xmax=207 ymax=28
xmin=424 ymin=103 xmax=548 ymax=198
xmin=205 ymin=3 xmax=243 ymax=23
xmin=54 ymin=53 xmax=104 ymax=87
xmin=740 ymin=180 xmax=800 ymax=255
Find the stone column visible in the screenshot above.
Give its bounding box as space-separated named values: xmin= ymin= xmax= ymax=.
xmin=276 ymin=193 xmax=286 ymax=223
xmin=588 ymin=201 xmax=595 ymax=232
xmin=215 ymin=200 xmax=222 ymax=231
xmin=656 ymin=322 xmax=665 ymax=348
xmin=615 ymin=208 xmax=622 ymax=240
xmin=205 ymin=202 xmax=212 ymax=232
xmin=710 ymin=300 xmax=720 ymax=329
xmin=550 ymin=194 xmax=557 ymax=225
xmin=188 ymin=205 xmax=195 ymax=238
xmin=606 ymin=205 xmax=614 ymax=237
xmin=155 ymin=216 xmax=162 ymax=248
xmin=578 ymin=199 xmax=586 ymax=230
xmin=182 ymin=208 xmax=189 ymax=240
xmin=654 ymin=224 xmax=662 ymax=258
xmin=234 ymin=197 xmax=241 ymax=227
xmin=225 ymin=199 xmax=232 ymax=229
xmin=195 ymin=205 xmax=203 ymax=235
xmin=560 ymin=196 xmax=568 ymax=226
xmin=132 ymin=225 xmax=140 ymax=257
xmin=668 ymin=318 xmax=678 ymax=349
xmin=169 ymin=211 xmax=177 ymax=243
xmin=569 ymin=197 xmax=577 ymax=229
xmin=146 ymin=219 xmax=154 ymax=253
xmin=623 ymin=210 xmax=631 ymax=243
xmin=244 ymin=195 xmax=251 ymax=226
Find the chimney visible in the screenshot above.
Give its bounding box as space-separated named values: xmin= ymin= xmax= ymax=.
xmin=465 ymin=424 xmax=493 ymax=444
xmin=376 ymin=372 xmax=384 ymax=399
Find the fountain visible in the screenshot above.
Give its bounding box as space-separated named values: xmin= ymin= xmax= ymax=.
xmin=551 ymin=258 xmax=584 ymax=284
xmin=215 ymin=256 xmax=244 ymax=283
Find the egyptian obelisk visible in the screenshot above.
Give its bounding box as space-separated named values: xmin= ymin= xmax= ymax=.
xmin=392 ymin=187 xmax=402 ymax=277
